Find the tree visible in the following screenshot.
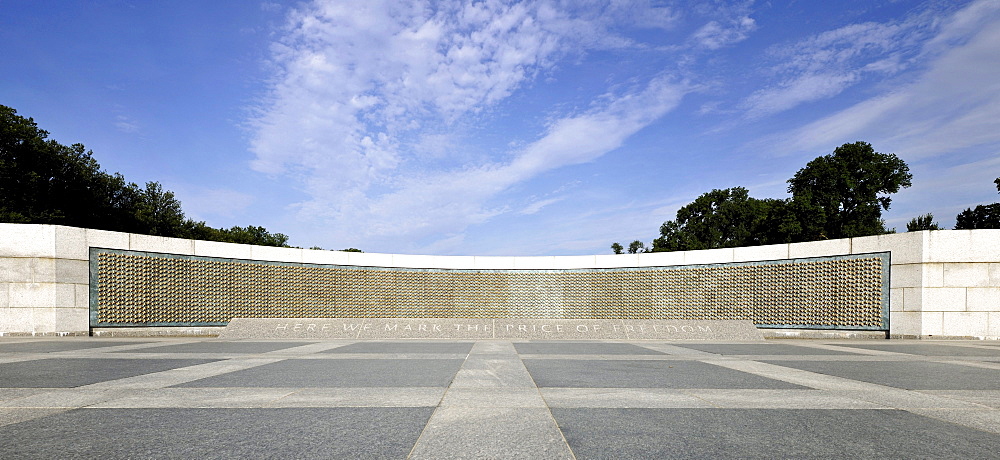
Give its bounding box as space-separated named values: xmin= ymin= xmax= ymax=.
xmin=627 ymin=240 xmax=649 ymax=254
xmin=955 ymin=177 xmax=1000 ymax=229
xmin=0 ymin=104 xmax=294 ymax=247
xmin=787 ymin=141 xmax=912 ymax=239
xmin=906 ymin=213 xmax=940 ymax=231
xmin=610 ymin=242 xmax=624 ymax=254
xmin=651 ymin=187 xmax=776 ymax=251
xmin=622 ymin=141 xmax=913 ymax=252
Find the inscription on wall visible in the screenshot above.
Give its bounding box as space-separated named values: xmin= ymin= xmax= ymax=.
xmin=218 ymin=318 xmax=761 ymax=340
xmin=91 ymin=248 xmax=889 ymax=330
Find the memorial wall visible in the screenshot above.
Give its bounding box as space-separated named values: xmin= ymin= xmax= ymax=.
xmin=1 ymin=224 xmax=998 ymax=338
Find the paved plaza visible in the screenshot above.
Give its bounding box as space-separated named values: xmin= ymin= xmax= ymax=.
xmin=1 ymin=337 xmax=999 ymax=459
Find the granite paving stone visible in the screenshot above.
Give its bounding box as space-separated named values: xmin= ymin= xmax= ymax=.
xmin=832 ymin=343 xmax=1000 ymax=357
xmin=0 ymin=340 xmax=151 ymax=353
xmin=523 ymin=359 xmax=808 ymax=389
xmin=174 ymin=358 xmax=465 ymax=388
xmin=0 ymin=337 xmax=998 ymax=457
xmin=0 ymin=358 xmax=219 ymax=388
xmin=0 ymin=407 xmax=434 ymax=459
xmin=552 ymin=408 xmax=1000 ymax=459
xmin=762 ymin=360 xmax=1000 ymax=390
xmin=670 ymin=343 xmax=867 ymax=356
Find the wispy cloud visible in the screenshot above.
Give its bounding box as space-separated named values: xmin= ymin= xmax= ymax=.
xmin=773 ymin=0 xmax=1000 ymax=157
xmin=249 ymin=0 xmax=691 ymax=252
xmin=740 ymin=8 xmax=939 ymax=118
xmin=691 ymin=16 xmax=756 ymax=50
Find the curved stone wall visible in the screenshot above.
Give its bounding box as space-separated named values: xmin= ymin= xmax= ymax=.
xmin=91 ymin=248 xmax=888 ymax=330
xmin=1 ymin=224 xmax=999 ymax=338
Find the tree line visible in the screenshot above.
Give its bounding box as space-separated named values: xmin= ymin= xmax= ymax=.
xmin=0 ymin=104 xmax=294 ymax=246
xmin=613 ymin=141 xmax=1000 ymax=254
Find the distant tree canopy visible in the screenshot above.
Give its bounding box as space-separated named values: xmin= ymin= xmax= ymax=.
xmin=0 ymin=104 xmax=290 ymax=247
xmin=906 ymin=213 xmax=940 ymax=232
xmin=616 ymin=141 xmax=914 ymax=253
xmin=954 ymin=177 xmax=1000 ymax=230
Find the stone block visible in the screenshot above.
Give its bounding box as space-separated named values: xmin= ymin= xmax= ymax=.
xmin=942 ymin=263 xmax=992 ymax=288
xmin=0 ymin=283 xmax=7 ymax=308
xmin=0 ymin=258 xmax=55 ymax=283
xmin=74 ymin=284 xmax=89 ymax=309
xmin=249 ymin=245 xmax=302 ymax=263
xmin=920 ymin=311 xmax=944 ymax=336
xmin=193 ymin=240 xmax=253 ymax=259
xmin=901 ymin=287 xmax=923 ymax=311
xmin=988 ymin=312 xmax=1000 ymax=339
xmin=889 ymin=288 xmax=904 ymax=312
xmin=594 ymin=254 xmax=639 ymax=268
xmin=53 ymin=307 xmax=89 ymax=333
xmin=7 ymin=283 xmax=57 ymax=308
xmin=926 ymin=230 xmax=1000 ymax=263
xmin=966 ymin=288 xmax=1000 ymax=311
xmin=788 ymin=238 xmax=850 ymax=259
xmin=55 ymin=259 xmax=89 ymax=284
xmin=129 ymin=234 xmax=194 ymax=255
xmin=512 ymin=256 xmax=555 ymax=269
xmin=889 ymin=311 xmax=921 ymax=336
xmin=0 ymin=307 xmax=34 ymax=334
xmin=429 ymin=255 xmax=476 ymax=270
xmin=27 ymin=307 xmax=56 ymax=333
xmin=547 ymin=256 xmax=597 ymax=269
xmin=301 ymin=249 xmax=352 ymax=266
xmin=921 ymin=264 xmax=944 ymax=288
xmin=389 ymin=254 xmax=438 ymax=269
xmin=852 ymin=231 xmax=924 ymax=264
xmin=889 ymin=264 xmax=922 ymax=289
xmin=921 ymin=287 xmax=968 ymax=312
xmin=732 ymin=244 xmax=789 ymax=263
xmin=991 ymin=263 xmax=1000 ymax=285
xmin=637 ymin=251 xmax=684 ymax=267
xmin=940 ymin=312 xmax=989 ymax=337
xmin=683 ymin=247 xmax=734 ymax=265
xmin=86 ymin=228 xmax=130 ymax=251
xmin=348 ymin=252 xmax=392 ymax=267
xmin=53 ymin=226 xmax=88 ymax=260
xmin=472 ymin=256 xmax=515 ymax=270
xmin=0 ymin=224 xmax=55 ymax=258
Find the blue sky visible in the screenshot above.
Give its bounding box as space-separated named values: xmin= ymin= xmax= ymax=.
xmin=3 ymin=0 xmax=999 ymax=255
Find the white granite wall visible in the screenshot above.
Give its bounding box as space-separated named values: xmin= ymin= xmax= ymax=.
xmin=1 ymin=223 xmax=998 ymax=338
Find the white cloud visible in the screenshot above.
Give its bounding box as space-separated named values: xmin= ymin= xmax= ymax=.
xmin=249 ymin=0 xmax=692 ymax=253
xmin=114 ymin=115 xmax=140 ymax=133
xmin=691 ymin=16 xmax=756 ymax=50
xmin=774 ymin=1 xmax=1000 ymax=157
xmin=521 ymin=197 xmax=565 ymax=215
xmin=740 ymin=10 xmax=935 ymax=117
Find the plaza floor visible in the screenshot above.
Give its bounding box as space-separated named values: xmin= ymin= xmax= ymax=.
xmin=1 ymin=337 xmax=998 ymax=459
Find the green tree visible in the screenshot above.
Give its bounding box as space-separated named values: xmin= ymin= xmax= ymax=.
xmin=1 ymin=104 xmax=293 ymax=247
xmin=787 ymin=141 xmax=912 ymax=239
xmin=627 ymin=240 xmax=649 ymax=254
xmin=627 ymin=142 xmax=913 ymax=252
xmin=610 ymin=242 xmax=624 ymax=254
xmin=906 ymin=213 xmax=940 ymax=231
xmin=651 ymin=187 xmax=776 ymax=251
xmin=955 ymin=177 xmax=1000 ymax=229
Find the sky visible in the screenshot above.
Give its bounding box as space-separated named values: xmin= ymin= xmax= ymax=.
xmin=2 ymin=0 xmax=999 ymax=256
